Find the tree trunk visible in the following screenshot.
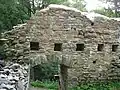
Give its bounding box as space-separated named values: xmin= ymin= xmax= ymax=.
xmin=32 ymin=0 xmax=36 ymax=14
xmin=114 ymin=0 xmax=118 ymax=17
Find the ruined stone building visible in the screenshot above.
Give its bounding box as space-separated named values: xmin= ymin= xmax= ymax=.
xmin=2 ymin=4 xmax=120 ymax=88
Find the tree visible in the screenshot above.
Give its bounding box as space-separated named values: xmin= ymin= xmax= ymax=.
xmin=72 ymin=0 xmax=86 ymax=11
xmin=0 ymin=0 xmax=30 ymax=32
xmin=93 ymin=7 xmax=116 ymax=17
xmin=0 ymin=0 xmax=67 ymax=32
xmin=0 ymin=0 xmax=87 ymax=32
xmin=34 ymin=0 xmax=67 ymax=10
xmin=63 ymin=0 xmax=86 ymax=11
xmin=100 ymin=0 xmax=120 ymax=17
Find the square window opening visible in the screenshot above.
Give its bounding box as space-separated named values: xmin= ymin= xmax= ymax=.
xmin=76 ymin=44 xmax=84 ymax=51
xmin=54 ymin=43 xmax=62 ymax=51
xmin=30 ymin=42 xmax=39 ymax=50
xmin=78 ymin=31 xmax=82 ymax=35
xmin=112 ymin=45 xmax=118 ymax=52
xmin=98 ymin=44 xmax=104 ymax=51
xmin=91 ymin=22 xmax=94 ymax=26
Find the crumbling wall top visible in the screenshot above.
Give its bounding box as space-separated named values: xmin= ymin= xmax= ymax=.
xmin=40 ymin=4 xmax=81 ymax=13
xmin=38 ymin=4 xmax=120 ymax=24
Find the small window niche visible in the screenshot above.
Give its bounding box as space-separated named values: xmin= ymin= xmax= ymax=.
xmin=91 ymin=22 xmax=94 ymax=26
xmin=93 ymin=61 xmax=96 ymax=64
xmin=76 ymin=44 xmax=85 ymax=51
xmin=30 ymin=42 xmax=39 ymax=50
xmin=98 ymin=44 xmax=104 ymax=51
xmin=112 ymin=45 xmax=118 ymax=52
xmin=54 ymin=43 xmax=62 ymax=51
xmin=78 ymin=31 xmax=82 ymax=35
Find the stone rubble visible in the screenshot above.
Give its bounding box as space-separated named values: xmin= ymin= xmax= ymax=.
xmin=0 ymin=62 xmax=29 ymax=90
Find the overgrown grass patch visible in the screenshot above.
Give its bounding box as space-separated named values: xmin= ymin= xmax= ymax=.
xmin=70 ymin=82 xmax=120 ymax=90
xmin=31 ymin=81 xmax=120 ymax=90
xmin=31 ymin=80 xmax=58 ymax=90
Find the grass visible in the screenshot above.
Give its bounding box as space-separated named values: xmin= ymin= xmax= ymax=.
xmin=31 ymin=80 xmax=58 ymax=90
xmin=31 ymin=81 xmax=120 ymax=90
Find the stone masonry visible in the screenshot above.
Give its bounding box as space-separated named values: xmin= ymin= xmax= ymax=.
xmin=2 ymin=4 xmax=120 ymax=87
xmin=0 ymin=62 xmax=29 ymax=90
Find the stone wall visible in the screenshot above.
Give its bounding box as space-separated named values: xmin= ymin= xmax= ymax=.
xmin=0 ymin=62 xmax=29 ymax=90
xmin=2 ymin=23 xmax=30 ymax=64
xmin=2 ymin=4 xmax=120 ymax=85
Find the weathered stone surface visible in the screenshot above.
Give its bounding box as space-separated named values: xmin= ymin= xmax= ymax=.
xmin=0 ymin=62 xmax=29 ymax=90
xmin=2 ymin=4 xmax=120 ymax=86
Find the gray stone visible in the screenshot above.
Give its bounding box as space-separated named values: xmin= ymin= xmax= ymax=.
xmin=0 ymin=63 xmax=29 ymax=90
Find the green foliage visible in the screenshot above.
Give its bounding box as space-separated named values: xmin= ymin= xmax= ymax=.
xmin=31 ymin=61 xmax=59 ymax=81
xmin=31 ymin=81 xmax=45 ymax=88
xmin=93 ymin=8 xmax=116 ymax=17
xmin=0 ymin=0 xmax=87 ymax=32
xmin=33 ymin=0 xmax=67 ymax=10
xmin=0 ymin=0 xmax=67 ymax=32
xmin=99 ymin=0 xmax=120 ymax=17
xmin=44 ymin=0 xmax=67 ymax=4
xmin=72 ymin=0 xmax=86 ymax=11
xmin=31 ymin=81 xmax=120 ymax=90
xmin=31 ymin=80 xmax=58 ymax=90
xmin=70 ymin=82 xmax=120 ymax=90
xmin=63 ymin=0 xmax=87 ymax=11
xmin=0 ymin=0 xmax=30 ymax=32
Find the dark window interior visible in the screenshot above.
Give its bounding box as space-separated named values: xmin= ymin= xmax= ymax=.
xmin=93 ymin=61 xmax=96 ymax=64
xmin=119 ymin=56 xmax=120 ymax=59
xmin=112 ymin=45 xmax=118 ymax=52
xmin=76 ymin=44 xmax=84 ymax=51
xmin=73 ymin=28 xmax=76 ymax=30
xmin=78 ymin=31 xmax=81 ymax=35
xmin=54 ymin=43 xmax=62 ymax=51
xmin=98 ymin=44 xmax=104 ymax=51
xmin=91 ymin=22 xmax=94 ymax=26
xmin=78 ymin=31 xmax=82 ymax=35
xmin=30 ymin=42 xmax=39 ymax=50
xmin=71 ymin=27 xmax=76 ymax=31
